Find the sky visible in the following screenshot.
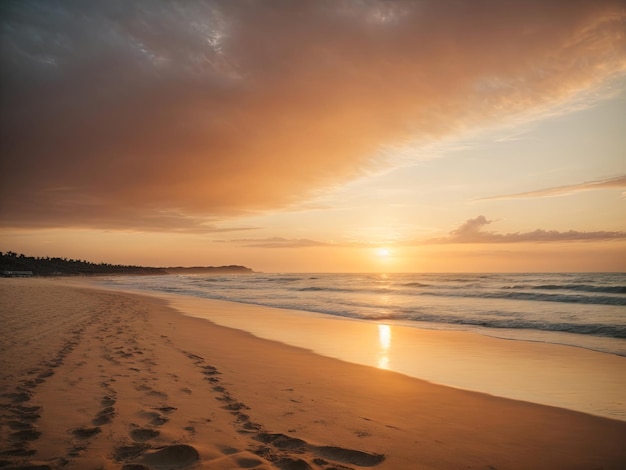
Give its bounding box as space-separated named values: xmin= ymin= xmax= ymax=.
xmin=1 ymin=0 xmax=625 ymax=273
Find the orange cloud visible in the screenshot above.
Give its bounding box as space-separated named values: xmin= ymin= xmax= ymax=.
xmin=1 ymin=1 xmax=625 ymax=231
xmin=220 ymin=237 xmax=330 ymax=249
xmin=427 ymin=216 xmax=626 ymax=244
xmin=478 ymin=175 xmax=626 ymax=200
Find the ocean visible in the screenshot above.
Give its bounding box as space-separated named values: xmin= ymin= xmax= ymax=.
xmin=98 ymin=272 xmax=626 ymax=357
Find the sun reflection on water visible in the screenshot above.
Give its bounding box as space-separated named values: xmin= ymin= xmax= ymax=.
xmin=377 ymin=324 xmax=391 ymax=369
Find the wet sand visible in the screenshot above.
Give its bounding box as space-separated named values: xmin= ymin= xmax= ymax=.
xmin=1 ymin=278 xmax=625 ymax=469
xmin=160 ymin=292 xmax=626 ymax=420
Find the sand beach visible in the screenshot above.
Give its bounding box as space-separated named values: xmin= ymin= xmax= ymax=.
xmin=3 ymin=2 xmax=626 ymax=469
xmin=1 ymin=278 xmax=625 ymax=470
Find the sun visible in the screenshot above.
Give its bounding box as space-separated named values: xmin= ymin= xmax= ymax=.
xmin=376 ymin=247 xmax=392 ymax=257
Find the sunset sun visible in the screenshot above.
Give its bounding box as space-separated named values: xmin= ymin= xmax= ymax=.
xmin=376 ymin=247 xmax=392 ymax=258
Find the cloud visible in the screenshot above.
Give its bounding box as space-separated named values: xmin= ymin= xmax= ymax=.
xmin=1 ymin=1 xmax=625 ymax=231
xmin=219 ymin=237 xmax=329 ymax=249
xmin=427 ymin=215 xmax=626 ymax=244
xmin=0 ymin=197 xmax=257 ymax=234
xmin=478 ymin=175 xmax=626 ymax=200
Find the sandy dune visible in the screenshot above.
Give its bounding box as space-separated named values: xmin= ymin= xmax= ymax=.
xmin=1 ymin=279 xmax=625 ymax=469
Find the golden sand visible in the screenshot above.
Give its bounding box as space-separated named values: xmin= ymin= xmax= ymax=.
xmin=1 ymin=279 xmax=625 ymax=469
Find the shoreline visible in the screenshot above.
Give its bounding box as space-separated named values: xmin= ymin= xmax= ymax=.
xmin=1 ymin=278 xmax=626 ymax=469
xmin=93 ymin=272 xmax=626 ymax=359
xmin=87 ymin=279 xmax=626 ymax=421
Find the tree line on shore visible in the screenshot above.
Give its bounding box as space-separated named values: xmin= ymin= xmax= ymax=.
xmin=0 ymin=251 xmax=253 ymax=277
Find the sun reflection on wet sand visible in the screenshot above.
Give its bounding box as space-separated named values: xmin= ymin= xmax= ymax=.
xmin=159 ymin=294 xmax=626 ymax=420
xmin=377 ymin=323 xmax=391 ymax=369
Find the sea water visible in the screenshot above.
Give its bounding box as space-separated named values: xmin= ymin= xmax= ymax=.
xmin=98 ymin=272 xmax=626 ymax=357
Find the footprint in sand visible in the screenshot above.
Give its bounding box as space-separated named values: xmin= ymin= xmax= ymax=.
xmin=223 ymin=401 xmax=249 ymax=412
xmin=101 ymin=395 xmax=117 ymax=407
xmin=253 ymin=433 xmax=385 ymax=469
xmin=20 ymin=379 xmax=38 ymax=389
xmin=9 ymin=428 xmax=41 ymax=442
xmin=153 ymin=405 xmax=177 ymax=413
xmin=313 ymin=446 xmax=385 ymax=467
xmin=255 ymin=433 xmax=308 ymax=451
xmin=231 ymin=410 xmax=262 ymax=433
xmin=236 ymin=456 xmax=265 ymax=468
xmin=10 ymin=405 xmax=41 ymax=424
xmin=141 ymin=444 xmax=200 ymax=468
xmin=115 ymin=444 xmax=200 ymax=469
xmin=138 ymin=410 xmax=169 ymax=426
xmin=72 ymin=426 xmax=102 ymax=439
xmin=179 ymin=350 xmax=382 ymax=469
xmin=7 ymin=420 xmax=34 ymax=431
xmin=130 ymin=427 xmax=160 ymax=442
xmin=92 ymin=406 xmax=116 ymax=425
xmin=114 ymin=443 xmax=151 ymax=461
xmin=201 ymin=365 xmax=220 ymax=376
xmin=4 ymin=390 xmax=32 ymax=403
xmin=0 ymin=443 xmax=36 ymax=458
xmin=135 ymin=384 xmax=152 ymax=392
xmin=2 ymin=408 xmax=41 ymax=463
xmin=183 ymin=352 xmax=204 ymax=362
xmin=146 ymin=390 xmax=168 ymax=400
xmin=273 ymin=457 xmax=314 ymax=470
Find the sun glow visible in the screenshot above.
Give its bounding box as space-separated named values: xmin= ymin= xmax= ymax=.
xmin=376 ymin=247 xmax=392 ymax=257
xmin=377 ymin=324 xmax=392 ymax=369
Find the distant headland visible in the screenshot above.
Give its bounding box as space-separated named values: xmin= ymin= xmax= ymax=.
xmin=0 ymin=251 xmax=253 ymax=277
